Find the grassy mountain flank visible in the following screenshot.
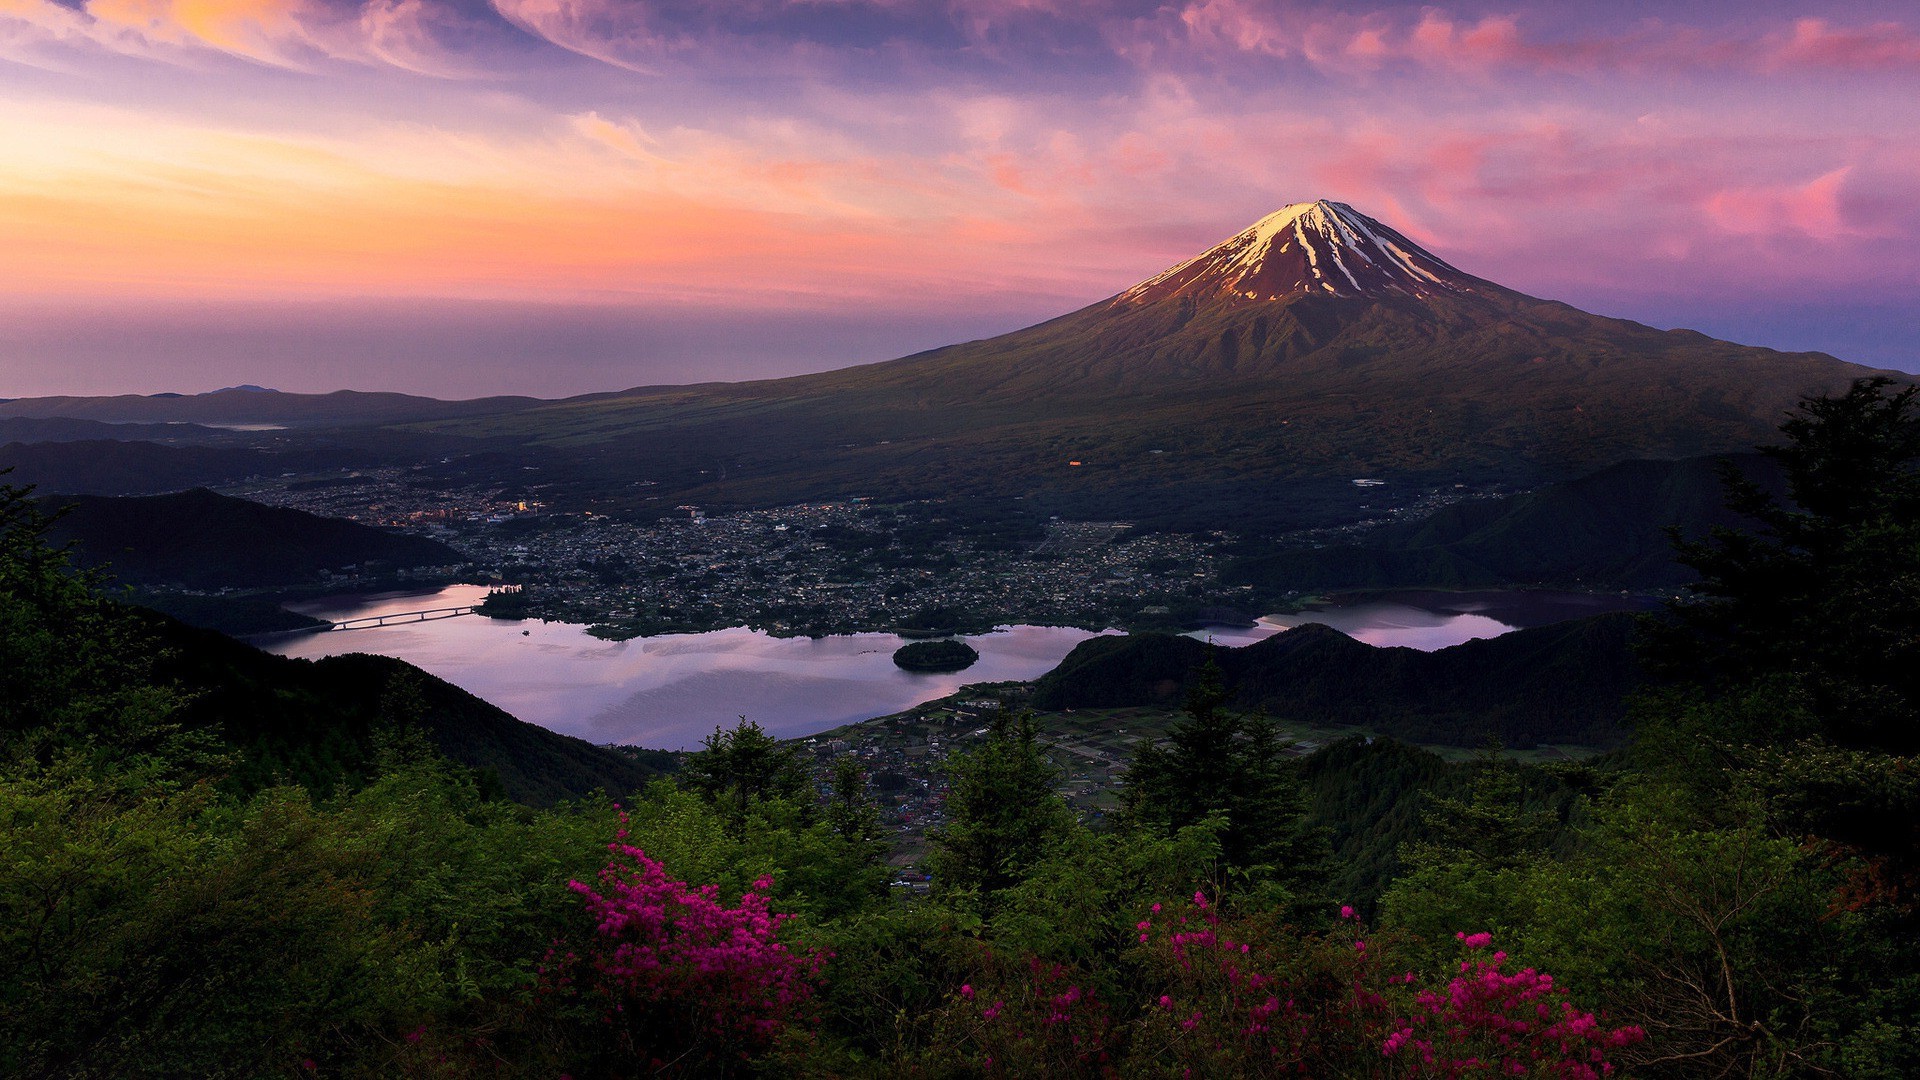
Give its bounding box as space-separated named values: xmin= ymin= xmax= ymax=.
xmin=405 ymin=287 xmax=1881 ymax=529
xmin=1224 ymin=453 xmax=1785 ymax=591
xmin=48 ymin=488 xmax=463 ymax=589
xmin=1031 ymin=613 xmax=1641 ymax=748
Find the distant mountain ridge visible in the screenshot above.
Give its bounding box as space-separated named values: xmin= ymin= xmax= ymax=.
xmin=0 ymin=388 xmax=553 ymax=426
xmin=11 ymin=200 xmax=1900 ymax=531
xmin=0 ymin=416 xmax=228 ymax=444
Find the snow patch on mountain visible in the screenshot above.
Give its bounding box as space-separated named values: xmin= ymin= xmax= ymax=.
xmin=1115 ymin=201 xmax=1471 ymax=306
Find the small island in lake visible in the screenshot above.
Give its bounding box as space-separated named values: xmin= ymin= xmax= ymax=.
xmin=892 ymin=639 xmax=979 ymax=673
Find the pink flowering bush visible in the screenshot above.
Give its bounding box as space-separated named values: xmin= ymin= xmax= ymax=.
xmin=924 ymin=897 xmax=1642 ymax=1079
xmin=1379 ymin=932 xmax=1644 ymax=1079
xmin=539 ymin=814 xmax=823 ymax=1075
xmin=924 ymin=950 xmax=1117 ymax=1077
xmin=1125 ymin=893 xmax=1393 ymax=1075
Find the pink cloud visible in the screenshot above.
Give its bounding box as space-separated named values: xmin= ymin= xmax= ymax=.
xmin=0 ymin=0 xmax=497 ymax=74
xmin=1763 ymin=18 xmax=1920 ymax=74
xmin=1138 ymin=4 xmax=1920 ymax=80
xmin=1706 ymin=167 xmax=1856 ymax=241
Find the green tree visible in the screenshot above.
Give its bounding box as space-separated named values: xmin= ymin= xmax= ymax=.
xmin=681 ymin=716 xmax=809 ymax=828
xmin=929 ymin=713 xmax=1075 ymax=908
xmin=1650 ymin=376 xmax=1920 ymax=751
xmin=1641 ymin=377 xmax=1920 ymax=910
xmin=1124 ymin=657 xmax=1328 ymax=907
xmin=1407 ymin=746 xmax=1559 ymax=872
xmin=0 ymin=477 xmax=206 ymax=779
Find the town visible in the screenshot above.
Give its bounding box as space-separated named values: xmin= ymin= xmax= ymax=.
xmin=224 ymin=464 xmax=1495 ymax=638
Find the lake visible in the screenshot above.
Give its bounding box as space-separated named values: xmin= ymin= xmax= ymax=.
xmin=264 ymin=586 xmax=1652 ymax=749
xmin=265 ymin=586 xmax=1118 ymax=750
xmin=1187 ymin=590 xmax=1657 ymax=651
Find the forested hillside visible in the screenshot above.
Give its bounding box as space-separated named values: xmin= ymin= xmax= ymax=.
xmin=1034 ymin=613 xmax=1640 ymax=748
xmin=49 ymin=488 xmax=463 ymax=589
xmin=1223 ymin=454 xmax=1785 ymax=592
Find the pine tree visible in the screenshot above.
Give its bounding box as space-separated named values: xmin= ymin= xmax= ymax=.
xmin=681 ymin=717 xmax=809 ymax=828
xmin=1124 ymin=655 xmax=1328 ymax=905
xmin=1403 ymin=746 xmax=1557 ymax=873
xmin=929 ymin=713 xmax=1074 ymax=904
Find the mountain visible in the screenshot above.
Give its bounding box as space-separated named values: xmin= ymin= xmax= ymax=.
xmin=1223 ymin=453 xmax=1786 ymax=592
xmin=143 ymin=611 xmax=669 ymax=804
xmin=417 ymin=200 xmax=1886 ymax=530
xmin=0 ymin=439 xmax=314 ymax=495
xmin=0 ymin=387 xmax=550 ymax=427
xmin=47 ymin=488 xmax=464 ymax=589
xmin=0 ymin=416 xmax=229 ymax=444
xmin=1031 ymin=613 xmax=1642 ymax=748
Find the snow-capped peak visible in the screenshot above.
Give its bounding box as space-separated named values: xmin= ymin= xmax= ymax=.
xmin=1115 ymin=200 xmax=1469 ymax=306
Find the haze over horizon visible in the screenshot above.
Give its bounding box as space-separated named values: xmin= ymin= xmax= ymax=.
xmin=5 ymin=0 xmax=1919 ymax=397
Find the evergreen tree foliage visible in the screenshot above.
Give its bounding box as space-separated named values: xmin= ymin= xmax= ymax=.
xmin=1652 ymin=376 xmax=1920 ymax=750
xmin=1124 ymin=655 xmax=1328 ymax=906
xmin=681 ymin=716 xmax=809 ymax=827
xmin=928 ymin=713 xmax=1074 ymax=905
xmin=1406 ymin=745 xmax=1560 ymax=873
xmin=826 ymin=755 xmax=884 ymax=849
xmin=1643 ymin=377 xmax=1920 ymax=912
xmin=0 ymin=476 xmax=213 ymax=781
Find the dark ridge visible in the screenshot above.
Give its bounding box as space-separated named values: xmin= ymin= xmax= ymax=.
xmin=47 ymin=488 xmax=462 ymax=589
xmin=1223 ymin=453 xmax=1786 ymax=592
xmin=142 ymin=610 xmax=669 ymax=805
xmin=1030 ymin=612 xmax=1642 ymax=749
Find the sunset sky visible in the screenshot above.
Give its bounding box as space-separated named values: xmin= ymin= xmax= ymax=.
xmin=3 ymin=0 xmax=1917 ymax=397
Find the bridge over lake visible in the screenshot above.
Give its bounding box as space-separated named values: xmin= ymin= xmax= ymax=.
xmin=250 ymin=604 xmax=482 ymax=637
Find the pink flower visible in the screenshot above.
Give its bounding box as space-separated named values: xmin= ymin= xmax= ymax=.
xmin=1341 ymin=905 xmax=1356 ymax=920
xmin=960 ymin=983 xmax=974 ymax=999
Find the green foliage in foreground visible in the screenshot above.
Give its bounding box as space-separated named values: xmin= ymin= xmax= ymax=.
xmin=5 ymin=379 xmax=1920 ymax=1078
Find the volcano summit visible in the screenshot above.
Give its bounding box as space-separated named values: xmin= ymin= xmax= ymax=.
xmin=1116 ymin=200 xmax=1473 ymax=305
xmin=412 ymin=200 xmax=1894 ymax=527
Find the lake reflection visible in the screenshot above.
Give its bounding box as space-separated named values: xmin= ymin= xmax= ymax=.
xmin=264 ymin=586 xmax=1115 ymax=750
xmin=1189 ymin=590 xmax=1654 ymax=651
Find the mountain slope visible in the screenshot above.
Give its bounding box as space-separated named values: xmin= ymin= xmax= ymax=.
xmin=419 ymin=201 xmax=1884 ymax=529
xmin=145 ymin=611 xmax=669 ymax=804
xmin=48 ymin=488 xmax=463 ymax=589
xmin=1223 ymin=453 xmax=1785 ymax=591
xmin=1031 ymin=613 xmax=1642 ymax=748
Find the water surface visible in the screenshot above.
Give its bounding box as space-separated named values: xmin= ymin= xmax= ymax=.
xmin=1190 ymin=590 xmax=1653 ymax=651
xmin=266 ymin=586 xmax=1114 ymax=749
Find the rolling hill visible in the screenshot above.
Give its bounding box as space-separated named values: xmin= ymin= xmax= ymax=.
xmin=143 ymin=611 xmax=669 ymax=805
xmin=1031 ymin=613 xmax=1642 ymax=748
xmin=47 ymin=488 xmax=464 ymax=589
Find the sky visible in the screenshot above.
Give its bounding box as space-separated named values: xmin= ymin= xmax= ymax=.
xmin=2 ymin=0 xmax=1917 ymax=398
